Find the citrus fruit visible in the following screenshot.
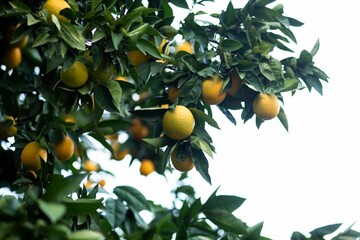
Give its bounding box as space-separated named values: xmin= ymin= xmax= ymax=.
xmin=87 ymin=57 xmax=114 ymax=82
xmin=129 ymin=118 xmax=149 ymax=141
xmin=201 ymin=74 xmax=227 ymax=105
xmin=175 ymin=41 xmax=193 ymax=54
xmin=140 ymin=159 xmax=155 ymax=176
xmin=85 ymin=179 xmax=93 ymax=188
xmin=228 ymin=70 xmax=243 ymax=96
xmin=106 ymin=133 xmax=119 ymax=141
xmin=162 ymin=105 xmax=195 ymax=140
xmin=0 ymin=115 xmax=17 ymax=139
xmin=252 ymin=93 xmax=280 ymax=120
xmin=5 ymin=24 xmax=29 ymax=48
xmin=111 ymin=141 xmax=129 ymax=160
xmin=168 ymin=86 xmax=181 ymax=103
xmin=128 ymin=50 xmax=149 ymax=67
xmin=53 ymin=134 xmax=75 ymax=161
xmin=0 ymin=47 xmax=22 ymax=69
xmin=20 ymin=141 xmax=48 ymax=171
xmin=98 ymin=179 xmax=106 ymax=187
xmin=42 ymin=0 xmax=71 ymax=22
xmin=83 ymin=160 xmax=99 ymax=172
xmin=60 ymin=61 xmax=88 ymax=88
xmin=171 ymin=150 xmax=194 ymax=172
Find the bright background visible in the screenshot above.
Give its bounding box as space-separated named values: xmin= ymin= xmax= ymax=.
xmin=100 ymin=1 xmax=360 ymax=239
xmin=2 ymin=1 xmax=358 ymax=239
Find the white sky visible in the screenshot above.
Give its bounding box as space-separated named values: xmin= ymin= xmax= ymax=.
xmin=82 ymin=1 xmax=360 ymax=239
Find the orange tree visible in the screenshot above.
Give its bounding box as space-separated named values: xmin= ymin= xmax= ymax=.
xmin=0 ymin=0 xmax=358 ymax=239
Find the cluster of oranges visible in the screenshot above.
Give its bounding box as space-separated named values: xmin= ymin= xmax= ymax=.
xmin=0 ymin=24 xmax=29 ymax=69
xmin=0 ymin=0 xmax=281 ymax=182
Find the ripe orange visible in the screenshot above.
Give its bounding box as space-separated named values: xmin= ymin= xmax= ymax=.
xmin=175 ymin=41 xmax=193 ymax=54
xmin=111 ymin=141 xmax=129 ymax=160
xmin=85 ymin=179 xmax=93 ymax=188
xmin=87 ymin=57 xmax=114 ymax=82
xmin=128 ymin=50 xmax=149 ymax=67
xmin=106 ymin=133 xmax=119 ymax=141
xmin=42 ymin=0 xmax=71 ymax=22
xmin=162 ymin=105 xmax=195 ymax=140
xmin=53 ymin=134 xmax=75 ymax=161
xmin=83 ymin=160 xmax=99 ymax=172
xmin=20 ymin=141 xmax=48 ymax=171
xmin=252 ymin=93 xmax=280 ymax=120
xmin=98 ymin=179 xmax=106 ymax=187
xmin=168 ymin=86 xmax=181 ymax=103
xmin=129 ymin=118 xmax=149 ymax=141
xmin=0 ymin=47 xmax=22 ymax=69
xmin=0 ymin=115 xmax=17 ymax=139
xmin=140 ymin=159 xmax=155 ymax=176
xmin=228 ymin=70 xmax=243 ymax=96
xmin=5 ymin=24 xmax=29 ymax=48
xmin=60 ymin=61 xmax=89 ymax=88
xmin=201 ymin=74 xmax=227 ymax=105
xmin=171 ymin=150 xmax=194 ymax=172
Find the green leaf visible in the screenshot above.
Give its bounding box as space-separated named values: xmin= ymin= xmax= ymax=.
xmin=221 ymin=39 xmax=243 ymax=52
xmin=299 ymin=50 xmax=313 ymax=64
xmin=0 ymin=195 xmax=20 ymax=217
xmin=43 ymin=174 xmax=87 ymax=201
xmin=136 ymin=38 xmax=162 ymax=59
xmin=189 ymin=108 xmax=220 ymax=129
xmin=130 ymin=107 xmax=167 ymax=121
xmin=223 ymin=1 xmax=236 ymax=27
xmin=203 ymin=209 xmax=247 ymax=234
xmin=94 ymin=81 xmax=123 ymax=114
xmin=111 ymin=31 xmax=123 ymax=50
xmin=116 ymin=11 xmax=142 ymax=28
xmin=277 ymin=78 xmax=300 ymax=92
xmin=143 ymin=136 xmax=171 ymax=148
xmin=236 ymin=60 xmax=258 ymax=71
xmin=68 ymin=230 xmax=105 ymax=240
xmin=203 ymin=195 xmax=246 ymax=213
xmin=38 ymin=200 xmax=66 ymax=224
xmin=158 ymin=25 xmax=178 ymax=39
xmin=259 ymin=58 xmax=283 ymax=81
xmin=170 ymin=0 xmax=189 ymax=9
xmin=310 ymin=39 xmax=320 ymax=57
xmin=277 ymin=107 xmax=288 ymax=131
xmin=62 ymin=198 xmax=105 ymax=216
xmin=113 ymin=186 xmax=149 ymax=211
xmin=181 ymin=55 xmax=208 ymax=73
xmin=98 ymin=119 xmax=129 ymax=134
xmin=183 ymin=13 xmax=208 ymax=46
xmin=291 ymin=231 xmax=308 ymax=240
xmin=192 ymin=147 xmax=211 ymax=184
xmin=310 ymin=223 xmax=342 ymax=239
xmin=244 ymin=71 xmax=264 ymax=92
xmin=305 ymin=75 xmax=323 ymax=95
xmin=175 ymin=221 xmax=188 ymax=240
xmin=105 ymin=198 xmax=127 ymax=229
xmin=179 ymin=76 xmax=202 ymax=106
xmin=189 ymin=136 xmax=213 ymax=158
xmin=32 ymin=32 xmax=50 ymax=47
xmin=59 ymin=22 xmax=85 ymax=51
